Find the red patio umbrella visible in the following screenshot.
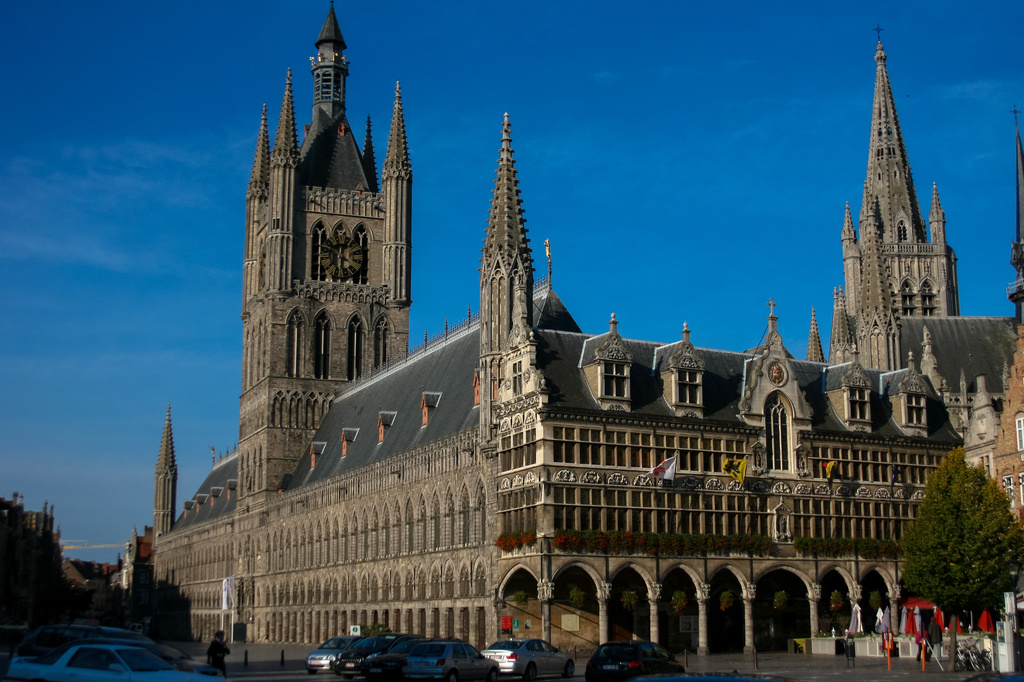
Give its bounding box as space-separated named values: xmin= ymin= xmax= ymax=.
xmin=905 ymin=609 xmax=917 ymax=635
xmin=934 ymin=607 xmax=945 ymax=630
xmin=978 ymin=609 xmax=995 ymax=633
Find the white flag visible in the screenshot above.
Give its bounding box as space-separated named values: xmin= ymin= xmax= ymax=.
xmin=222 ymin=576 xmax=235 ymax=610
xmin=648 ymin=455 xmax=677 ymax=481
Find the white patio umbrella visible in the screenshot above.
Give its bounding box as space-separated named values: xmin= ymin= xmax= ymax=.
xmin=876 ymin=606 xmax=891 ymax=633
xmin=848 ymin=603 xmax=863 ymax=634
xmin=899 ymin=606 xmax=909 ymax=634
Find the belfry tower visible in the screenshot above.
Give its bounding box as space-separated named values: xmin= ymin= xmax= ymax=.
xmin=832 ymin=41 xmax=960 ymax=370
xmin=238 ymin=4 xmax=412 ymax=501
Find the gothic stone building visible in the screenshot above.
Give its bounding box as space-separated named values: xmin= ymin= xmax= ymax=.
xmin=152 ymin=8 xmax=1019 ymax=654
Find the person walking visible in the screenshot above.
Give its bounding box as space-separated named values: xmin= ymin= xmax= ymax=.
xmin=927 ymin=617 xmax=943 ymax=662
xmin=207 ymin=630 xmax=230 ymax=677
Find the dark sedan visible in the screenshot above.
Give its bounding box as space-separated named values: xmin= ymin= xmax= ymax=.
xmin=584 ymin=641 xmax=683 ymax=682
xmin=360 ymin=636 xmax=427 ymax=681
xmin=333 ymin=634 xmax=421 ymax=677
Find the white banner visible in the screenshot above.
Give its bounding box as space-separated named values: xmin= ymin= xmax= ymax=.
xmin=222 ymin=576 xmax=235 ymax=610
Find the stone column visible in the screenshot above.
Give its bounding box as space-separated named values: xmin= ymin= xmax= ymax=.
xmin=649 ymin=584 xmax=662 ymax=643
xmin=597 ymin=582 xmax=612 ymax=644
xmin=809 ymin=582 xmax=822 ymax=634
xmin=696 ymin=582 xmax=710 ymax=655
xmin=888 ymin=585 xmax=901 ymax=635
xmin=741 ymin=582 xmax=756 ymax=655
xmin=538 ymin=580 xmax=554 ymax=643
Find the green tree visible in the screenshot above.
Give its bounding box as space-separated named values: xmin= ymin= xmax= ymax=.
xmin=902 ymin=448 xmax=1024 ymax=626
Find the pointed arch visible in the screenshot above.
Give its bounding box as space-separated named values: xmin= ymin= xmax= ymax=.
xmin=765 ymin=391 xmax=791 ymax=472
xmin=373 ymin=316 xmax=391 ymax=369
xmin=347 ymin=315 xmax=364 ymax=381
xmin=314 ymin=311 xmax=332 ymax=379
xmin=286 ymin=309 xmax=305 ymax=377
xmin=353 ymin=223 xmax=369 ymax=285
xmin=311 ymin=221 xmax=329 ymax=281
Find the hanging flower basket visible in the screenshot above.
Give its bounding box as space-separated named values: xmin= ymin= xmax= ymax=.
xmin=620 ymin=589 xmax=639 ymax=610
xmin=568 ymin=586 xmax=586 ymax=609
xmin=719 ymin=590 xmax=735 ymax=611
xmin=773 ymin=590 xmax=789 ymax=611
xmin=868 ymin=590 xmax=883 ymax=611
xmin=671 ymin=590 xmax=689 ymax=612
xmin=829 ymin=590 xmax=845 ymax=613
xmin=512 ymin=590 xmax=529 ymax=607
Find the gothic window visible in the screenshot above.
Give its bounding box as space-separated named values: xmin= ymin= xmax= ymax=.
xmin=347 ymin=318 xmax=363 ymax=381
xmin=602 ymin=362 xmax=628 ymax=398
xmin=374 ymin=318 xmax=390 ymax=369
xmin=511 ymin=360 xmax=524 ymax=396
xmin=314 ymin=314 xmax=331 ymax=379
xmin=897 ymin=220 xmax=908 ymax=242
xmin=906 ymin=393 xmax=926 ymax=426
xmin=286 ymin=312 xmax=303 ymax=378
xmin=675 ymin=369 xmax=701 ymax=406
xmin=311 ymin=223 xmax=328 ymax=281
xmin=920 ymin=282 xmax=936 ymax=316
xmin=900 ymin=281 xmax=916 ymax=317
xmin=490 ymin=275 xmax=506 ymax=352
xmin=765 ymin=393 xmax=790 ymax=471
xmin=848 ymin=387 xmax=869 ymax=421
xmin=1016 ymin=414 xmax=1024 ymax=451
xmin=353 ymin=226 xmax=368 ymax=284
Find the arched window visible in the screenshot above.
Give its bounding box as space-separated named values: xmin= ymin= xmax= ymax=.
xmin=920 ymin=281 xmax=936 ymax=316
xmin=353 ymin=225 xmax=369 ymax=285
xmin=314 ymin=314 xmax=331 ymax=379
xmin=765 ymin=393 xmax=790 ymax=471
xmin=374 ymin=318 xmax=390 ymax=369
xmin=897 ymin=219 xmax=908 ymax=243
xmin=900 ymin=281 xmax=916 ymax=317
xmin=347 ymin=318 xmax=363 ymax=381
xmin=311 ymin=223 xmax=328 ymax=281
xmin=286 ymin=312 xmax=303 ymax=378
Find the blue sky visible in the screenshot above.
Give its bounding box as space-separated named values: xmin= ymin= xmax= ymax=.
xmin=2 ymin=1 xmax=1021 ymax=564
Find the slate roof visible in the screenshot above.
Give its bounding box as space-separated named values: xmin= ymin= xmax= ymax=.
xmin=899 ymin=316 xmax=1016 ymax=393
xmin=173 ymin=452 xmax=238 ymax=530
xmin=300 ymin=112 xmax=373 ymax=191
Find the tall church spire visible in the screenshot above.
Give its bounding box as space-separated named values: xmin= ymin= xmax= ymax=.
xmin=1009 ymin=124 xmax=1024 ymax=321
xmin=861 ymin=41 xmax=924 ymax=243
xmin=154 ymin=405 xmax=178 ymax=537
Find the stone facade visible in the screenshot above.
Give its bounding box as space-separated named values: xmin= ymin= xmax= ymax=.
xmin=152 ymin=8 xmax=1020 ymax=655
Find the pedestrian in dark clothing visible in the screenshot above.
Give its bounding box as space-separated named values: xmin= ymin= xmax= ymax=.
xmin=928 ymin=618 xmax=943 ymax=662
xmin=207 ymin=630 xmax=230 ymax=677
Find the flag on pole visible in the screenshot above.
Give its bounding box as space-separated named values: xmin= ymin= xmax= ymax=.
xmin=648 ymin=455 xmax=677 ymax=481
xmin=824 ymin=460 xmax=838 ymax=482
xmin=723 ymin=457 xmax=748 ymax=485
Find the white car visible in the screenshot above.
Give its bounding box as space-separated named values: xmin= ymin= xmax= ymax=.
xmin=4 ymin=642 xmax=210 ymax=681
xmin=481 ymin=639 xmax=574 ymax=679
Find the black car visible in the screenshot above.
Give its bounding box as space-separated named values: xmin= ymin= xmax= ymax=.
xmin=333 ymin=634 xmax=421 ymax=677
xmin=360 ymin=636 xmax=427 ymax=680
xmin=584 ymin=641 xmax=683 ymax=682
xmin=16 ymin=623 xmax=151 ymax=657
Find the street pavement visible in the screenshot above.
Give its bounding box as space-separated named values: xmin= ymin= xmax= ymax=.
xmin=0 ymin=640 xmax=1003 ymax=682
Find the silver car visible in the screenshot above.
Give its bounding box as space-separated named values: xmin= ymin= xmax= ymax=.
xmin=404 ymin=640 xmax=499 ymax=682
xmin=307 ymin=636 xmax=364 ymax=674
xmin=482 ymin=639 xmax=574 ymax=679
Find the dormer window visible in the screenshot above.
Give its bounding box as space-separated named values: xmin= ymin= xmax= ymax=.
xmin=676 ymin=369 xmax=702 ymax=405
xmin=603 ymin=362 xmax=628 ymax=398
xmin=341 ymin=428 xmax=358 ymax=457
xmin=848 ymin=387 xmax=869 ymax=421
xmin=378 ymin=412 xmax=397 ymax=443
xmin=473 ymin=372 xmax=480 ymax=406
xmin=906 ymin=393 xmax=926 ymax=426
xmin=421 ymin=392 xmax=441 ymax=426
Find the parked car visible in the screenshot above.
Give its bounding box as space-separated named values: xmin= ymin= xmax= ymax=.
xmin=15 ymin=623 xmax=151 ymax=657
xmin=482 ymin=638 xmax=574 ymax=679
xmin=43 ymin=637 xmax=220 ymax=676
xmin=360 ymin=636 xmax=428 ymax=681
xmin=308 ymin=636 xmax=365 ymax=673
xmin=333 ymin=634 xmax=420 ymax=677
xmin=4 ymin=641 xmax=211 ymax=681
xmin=583 ymin=640 xmax=683 ymax=682
xmin=404 ymin=639 xmax=499 ymax=682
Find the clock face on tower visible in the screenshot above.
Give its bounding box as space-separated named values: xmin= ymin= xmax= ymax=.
xmin=319 ymin=232 xmax=365 ymax=279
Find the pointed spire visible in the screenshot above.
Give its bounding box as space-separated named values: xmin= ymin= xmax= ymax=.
xmin=316 ymin=1 xmax=346 ymax=51
xmin=830 ymin=287 xmax=852 ymax=363
xmin=273 ymin=69 xmax=299 ymax=162
xmin=248 ymin=104 xmax=271 ymax=195
xmin=383 ymin=82 xmax=411 ymax=179
xmin=158 ymin=404 xmax=176 ymax=469
xmin=928 ymin=182 xmax=944 ymax=222
xmin=362 ymin=115 xmax=378 ymax=192
xmin=483 ymin=113 xmax=532 ymax=272
xmin=859 ymin=203 xmax=893 ymax=317
xmin=807 ymin=307 xmax=825 ymax=362
xmin=861 ymin=41 xmax=925 ymax=244
xmin=841 ymin=201 xmax=856 ymax=241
